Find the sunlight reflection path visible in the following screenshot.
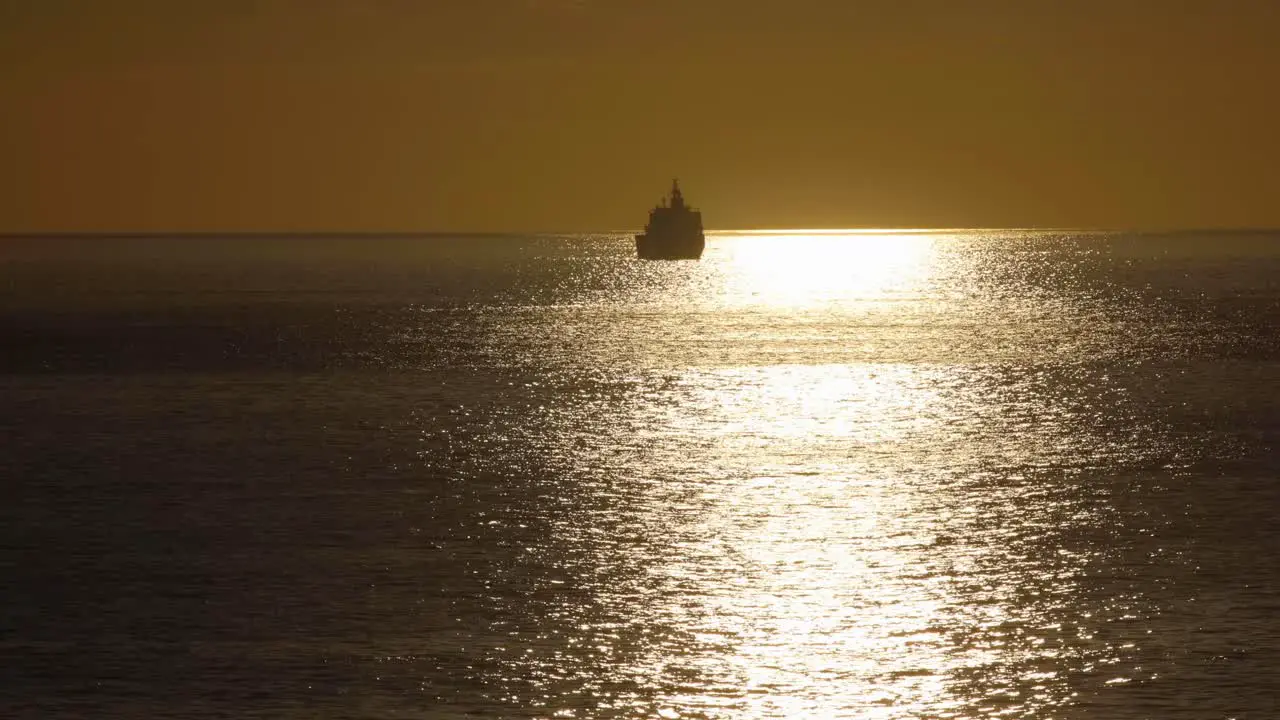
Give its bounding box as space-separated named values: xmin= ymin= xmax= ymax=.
xmin=626 ymin=365 xmax=982 ymax=719
xmin=513 ymin=232 xmax=1180 ymax=719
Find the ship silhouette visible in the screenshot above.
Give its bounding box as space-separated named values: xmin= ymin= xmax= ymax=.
xmin=635 ymin=179 xmax=705 ymax=260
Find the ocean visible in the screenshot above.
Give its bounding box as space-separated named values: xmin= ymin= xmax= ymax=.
xmin=1 ymin=230 xmax=1277 ymax=718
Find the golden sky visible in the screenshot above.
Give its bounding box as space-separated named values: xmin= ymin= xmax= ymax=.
xmin=2 ymin=0 xmax=1278 ymax=232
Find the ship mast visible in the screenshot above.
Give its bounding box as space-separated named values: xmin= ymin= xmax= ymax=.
xmin=670 ymin=178 xmax=685 ymax=210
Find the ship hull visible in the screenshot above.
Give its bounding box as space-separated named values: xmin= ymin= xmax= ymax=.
xmin=635 ymin=232 xmax=705 ymax=260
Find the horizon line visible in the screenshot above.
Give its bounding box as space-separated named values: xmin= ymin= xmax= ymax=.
xmin=3 ymin=226 xmax=1280 ymax=239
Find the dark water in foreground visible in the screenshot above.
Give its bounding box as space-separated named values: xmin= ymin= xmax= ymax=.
xmin=2 ymin=230 xmax=1278 ymax=719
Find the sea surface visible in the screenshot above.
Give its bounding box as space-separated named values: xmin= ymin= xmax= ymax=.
xmin=1 ymin=230 xmax=1278 ymax=719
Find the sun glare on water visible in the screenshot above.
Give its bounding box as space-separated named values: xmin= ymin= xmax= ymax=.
xmin=713 ymin=231 xmax=939 ymax=307
xmin=509 ymin=229 xmax=1126 ymax=717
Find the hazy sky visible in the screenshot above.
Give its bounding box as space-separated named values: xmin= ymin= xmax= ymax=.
xmin=3 ymin=0 xmax=1279 ymax=232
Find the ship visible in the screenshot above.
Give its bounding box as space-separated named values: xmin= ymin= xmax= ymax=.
xmin=635 ymin=179 xmax=705 ymax=260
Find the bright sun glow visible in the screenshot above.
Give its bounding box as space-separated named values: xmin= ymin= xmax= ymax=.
xmin=714 ymin=232 xmax=938 ymax=307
